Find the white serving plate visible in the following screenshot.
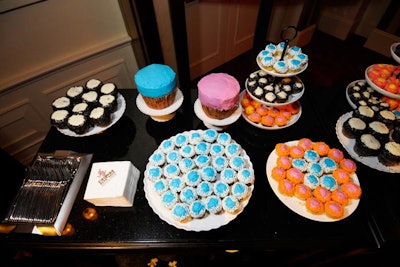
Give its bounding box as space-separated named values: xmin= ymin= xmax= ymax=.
xmin=266 ymin=140 xmax=361 ymax=222
xmin=58 ymin=93 xmax=126 ymax=137
xmin=335 ymin=112 xmax=400 ymax=173
xmin=365 ymin=65 xmax=400 ymax=100
xmin=256 ymin=51 xmax=308 ymax=77
xmin=143 ymin=130 xmax=254 ymax=231
xmin=391 ymin=43 xmax=400 ymax=64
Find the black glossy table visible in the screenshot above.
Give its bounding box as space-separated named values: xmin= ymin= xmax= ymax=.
xmin=0 ymin=88 xmax=399 ymax=256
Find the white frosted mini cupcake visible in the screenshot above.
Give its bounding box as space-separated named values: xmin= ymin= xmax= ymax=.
xmin=307 ymin=162 xmax=323 ymax=177
xmin=304 ymin=150 xmax=320 ymax=163
xmin=195 ymin=141 xmax=211 ymax=155
xmin=210 ymin=143 xmax=224 ymax=157
xmin=212 ymin=156 xmax=228 ymax=172
xmin=203 ymin=129 xmax=218 ymax=142
xmin=160 ymin=139 xmax=175 ymax=153
xmin=171 ymin=203 xmax=190 ymax=222
xmin=180 ymin=186 xmax=197 ymax=204
xmin=273 ymin=60 xmax=288 ymax=74
xmin=213 ymin=180 xmax=230 ymax=198
xmin=161 ymin=190 xmax=178 ymax=209
xmin=292 ymin=158 xmax=308 ymax=172
xmin=174 ymin=133 xmax=189 ymax=147
xmin=225 ymin=143 xmax=241 ymax=158
xmin=196 ymin=181 xmax=213 ymax=198
xmin=200 ymin=166 xmax=217 ymax=182
xmin=231 ymin=181 xmax=249 ymax=200
xmin=189 ymin=131 xmax=203 ymax=145
xmin=149 ymin=150 xmax=166 ymax=166
xmin=154 ymin=179 xmax=169 ymax=195
xmin=166 ymin=150 xmax=181 ymax=164
xmin=237 ymin=168 xmax=254 ymax=185
xmin=216 ymin=132 xmax=232 ymax=146
xmin=229 ymin=156 xmax=246 ymax=171
xmin=178 ymin=158 xmax=195 ymax=173
xmin=261 ymin=55 xmax=276 ymax=69
xmin=184 ymin=169 xmax=201 ymax=187
xmin=168 ymin=177 xmax=185 ymax=193
xmin=194 ymin=154 xmax=210 ymax=168
xmin=146 ymin=165 xmax=162 ymax=181
xmin=220 ymin=168 xmax=237 ymax=184
xmin=303 ymin=173 xmax=320 ymax=190
xmin=320 ymin=157 xmax=337 ymax=174
xmin=179 ymin=144 xmax=195 ymax=158
xmin=163 ymin=163 xmax=180 ymax=178
xmin=189 ymin=200 xmax=206 ymax=219
xmin=320 ymin=174 xmax=338 ymax=191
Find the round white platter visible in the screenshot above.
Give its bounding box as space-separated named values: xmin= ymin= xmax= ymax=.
xmin=136 ymin=88 xmax=184 ymax=121
xmin=365 ymin=65 xmax=400 ymax=100
xmin=335 ymin=112 xmax=400 ymax=173
xmin=266 ymin=140 xmax=360 ymax=222
xmin=57 ymin=93 xmax=126 ymax=137
xmin=256 ymin=52 xmax=308 ymax=77
xmin=390 ymin=43 xmax=400 ymax=64
xmin=143 ymin=130 xmax=254 ymax=231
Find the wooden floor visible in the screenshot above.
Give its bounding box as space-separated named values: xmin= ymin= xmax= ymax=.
xmin=3 ymin=31 xmax=397 ymax=267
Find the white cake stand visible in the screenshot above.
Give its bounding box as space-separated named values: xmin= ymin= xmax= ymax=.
xmin=194 ymin=98 xmax=242 ymax=131
xmin=136 ymin=88 xmax=184 ymax=122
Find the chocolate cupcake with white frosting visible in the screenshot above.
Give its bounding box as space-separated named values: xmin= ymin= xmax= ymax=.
xmin=367 ymin=121 xmax=390 ymax=143
xmin=99 ymin=94 xmax=118 ymax=113
xmin=66 ymin=86 xmax=84 ymax=104
xmin=85 ymin=78 xmax=102 ymax=92
xmin=52 ymin=96 xmax=71 ymax=111
xmin=67 ymin=114 xmax=90 ymax=134
xmin=354 ymin=133 xmax=382 ymax=157
xmin=50 ymin=109 xmax=70 ymax=129
xmin=89 ymin=107 xmax=111 ymax=127
xmin=378 ymin=141 xmax=400 ymax=166
xmin=353 ymin=106 xmax=375 ymax=122
xmin=342 ymin=117 xmax=366 ymax=138
xmin=100 ymin=82 xmax=118 ymax=97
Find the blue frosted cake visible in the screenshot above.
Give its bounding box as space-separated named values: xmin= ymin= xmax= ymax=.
xmin=303 ymin=173 xmax=320 ymax=190
xmin=304 ymin=149 xmax=320 ymax=163
xmin=307 ymin=162 xmax=323 ymax=177
xmin=320 ymin=157 xmax=337 ymax=173
xmin=292 ymin=158 xmax=308 ymax=172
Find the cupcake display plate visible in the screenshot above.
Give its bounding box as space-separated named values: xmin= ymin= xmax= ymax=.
xmin=143 ymin=130 xmax=254 ymax=231
xmin=194 ymin=98 xmax=242 ymax=130
xmin=365 ymin=64 xmax=400 ymax=100
xmin=256 ymin=52 xmax=308 ymax=77
xmin=335 ymin=112 xmax=400 ymax=173
xmin=266 ymin=140 xmax=361 ymax=222
xmin=240 ymin=91 xmax=302 ymax=130
xmin=136 ymin=88 xmax=184 ymax=121
xmin=58 ymin=93 xmax=126 ymax=137
xmin=391 ymin=43 xmax=400 ymax=64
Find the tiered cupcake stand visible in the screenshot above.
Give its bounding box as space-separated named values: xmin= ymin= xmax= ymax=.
xmin=241 ymin=27 xmax=308 ymax=130
xmin=336 ymin=42 xmax=400 ymax=173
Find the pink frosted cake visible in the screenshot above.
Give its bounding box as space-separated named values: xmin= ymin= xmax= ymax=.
xmin=197 ymin=73 xmax=240 ymax=119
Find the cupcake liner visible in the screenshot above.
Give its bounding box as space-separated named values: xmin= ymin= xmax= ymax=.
xmin=201 ymin=104 xmax=237 ymax=120
xmin=142 ymin=88 xmax=177 ymax=110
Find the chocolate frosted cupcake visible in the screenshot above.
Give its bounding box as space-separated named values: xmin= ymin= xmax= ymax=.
xmin=50 ymin=109 xmax=70 ymax=129
xmin=368 ymin=121 xmax=390 ymax=143
xmin=353 ymin=106 xmax=374 ymax=122
xmin=66 ymin=86 xmax=84 ymax=104
xmin=99 ymin=94 xmax=118 ymax=113
xmin=342 ymin=117 xmax=366 ymax=138
xmin=67 ymin=114 xmax=90 ymax=134
xmin=354 ymin=134 xmax=381 ymax=157
xmin=85 ymin=79 xmax=102 ymax=92
xmin=52 ymin=96 xmax=71 ymax=111
xmin=378 ymin=141 xmax=400 ymax=166
xmin=89 ymin=107 xmax=111 ymax=127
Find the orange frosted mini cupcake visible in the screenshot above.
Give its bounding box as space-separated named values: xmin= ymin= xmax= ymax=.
xmin=275 ymin=115 xmax=288 ymax=126
xmin=256 ymin=106 xmax=269 ymax=116
xmin=313 ymin=186 xmax=331 ymax=203
xmin=332 ymin=168 xmax=350 ymax=184
xmin=289 ymin=146 xmax=305 ymax=158
xmin=248 ymin=112 xmax=262 ymax=123
xmin=305 ymin=197 xmax=324 ymax=215
xmin=275 ymin=143 xmax=290 ymax=157
xmin=261 ymin=115 xmax=274 ymax=127
xmin=286 ymin=168 xmax=304 ymax=184
xmin=298 ymin=138 xmax=314 ymax=151
xmin=331 ymin=189 xmax=349 ymax=206
xmin=339 ymin=158 xmax=357 ymax=173
xmin=328 ymin=148 xmax=344 ymax=163
xmin=269 ymin=108 xmax=280 ymax=117
xmin=276 ymin=156 xmax=292 ymax=170
xmin=342 ymin=182 xmax=362 ymax=199
xmin=294 ymin=184 xmax=311 ymax=200
xmin=325 ymin=201 xmax=344 ymax=219
xmin=271 ymin=166 xmax=286 ymax=181
xmin=313 ymin=142 xmax=330 ymax=156
xmin=278 ymin=179 xmax=295 ymax=196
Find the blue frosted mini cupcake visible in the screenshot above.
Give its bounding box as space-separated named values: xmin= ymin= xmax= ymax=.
xmin=225 ymin=143 xmax=241 ymax=158
xmin=213 ymin=181 xmax=230 ymax=198
xmin=146 ymin=165 xmax=162 ymax=181
xmin=203 ymin=129 xmax=218 ymax=142
xmin=273 ymin=60 xmax=288 ymax=74
xmin=320 ymin=174 xmax=338 ymax=191
xmin=174 ymin=133 xmax=188 ymax=147
xmin=304 ymin=150 xmax=320 ymax=163
xmin=303 ymin=173 xmax=320 ymax=190
xmin=216 ymin=132 xmax=231 ymax=146
xmin=212 ymin=156 xmax=228 ymax=172
xmin=163 ymin=163 xmax=180 ymax=178
xmin=149 ymin=150 xmax=166 ymax=166
xmin=154 ymin=179 xmax=169 ymax=195
xmin=196 ymin=181 xmax=213 ymax=198
xmin=195 ymin=141 xmax=211 ymax=155
xmin=320 ymin=157 xmax=337 ymax=174
xmin=220 ymin=168 xmax=237 ymax=184
xmin=179 ymin=158 xmax=195 ymax=173
xmin=205 ymin=195 xmax=222 ymax=214
xmin=184 ymin=169 xmax=201 ymax=187
xmin=180 ymin=186 xmax=197 ymax=204
xmin=166 ymin=150 xmax=181 ymax=164
xmin=171 ymin=203 xmax=190 ymax=222
xmin=189 ymin=200 xmax=206 ymax=219
xmin=222 ymin=195 xmax=240 ymax=214
xmin=210 ymin=143 xmax=224 ymax=157
xmin=160 ymin=139 xmax=175 ymax=153
xmin=292 ymin=158 xmax=308 ymax=172
xmin=168 ymin=176 xmax=185 ymax=193
xmin=307 ymin=162 xmax=323 ymax=177
xmin=194 ymin=154 xmax=210 ymax=168
xmin=179 ymin=144 xmax=195 ymax=158
xmin=237 ymin=168 xmax=254 ymax=185
xmin=229 ymin=156 xmax=246 ymax=171
xmin=189 ymin=131 xmax=202 ymax=145
xmin=231 ymin=182 xmax=249 ymax=200
xmin=161 ymin=190 xmax=178 ymax=209
xmin=200 ymin=166 xmax=217 ymax=182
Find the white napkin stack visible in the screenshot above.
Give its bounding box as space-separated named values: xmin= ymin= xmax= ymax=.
xmin=84 ymin=161 xmax=140 ymax=207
